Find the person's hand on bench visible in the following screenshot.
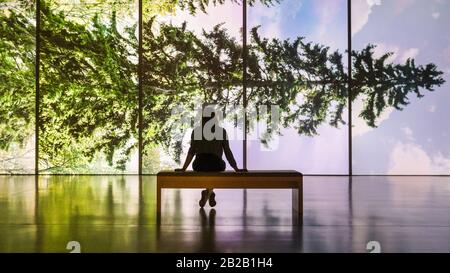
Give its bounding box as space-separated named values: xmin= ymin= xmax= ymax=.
xmin=233 ymin=167 xmax=248 ymax=173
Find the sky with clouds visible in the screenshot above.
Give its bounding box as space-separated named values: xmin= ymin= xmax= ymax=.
xmin=156 ymin=0 xmax=450 ymax=174
xmin=352 ymin=0 xmax=450 ymax=174
xmin=247 ymin=0 xmax=450 ymax=174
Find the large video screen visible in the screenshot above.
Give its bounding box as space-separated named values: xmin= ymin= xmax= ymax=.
xmin=2 ymin=0 xmax=448 ymax=175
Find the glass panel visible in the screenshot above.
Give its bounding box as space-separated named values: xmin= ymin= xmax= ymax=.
xmin=247 ymin=0 xmax=349 ymax=174
xmin=39 ymin=0 xmax=138 ymax=174
xmin=352 ymin=0 xmax=450 ymax=174
xmin=0 ymin=0 xmax=36 ymax=174
xmin=142 ymin=0 xmax=243 ymax=173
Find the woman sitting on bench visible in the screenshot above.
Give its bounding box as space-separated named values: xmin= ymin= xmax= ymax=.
xmin=175 ymin=106 xmax=246 ymax=208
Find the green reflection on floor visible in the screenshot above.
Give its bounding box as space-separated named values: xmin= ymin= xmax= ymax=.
xmin=0 ymin=176 xmax=157 ymax=252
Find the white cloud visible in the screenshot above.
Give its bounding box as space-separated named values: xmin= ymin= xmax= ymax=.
xmin=401 ymin=127 xmax=414 ymax=141
xmin=388 ymin=129 xmax=450 ymax=174
xmin=400 ymin=48 xmax=420 ymax=63
xmin=373 ymin=42 xmax=400 ymax=63
xmin=352 ymin=0 xmax=381 ymax=36
xmin=313 ymin=0 xmax=342 ymax=39
xmin=248 ymin=1 xmax=282 ymax=39
xmin=285 ymin=0 xmax=303 ymax=19
xmin=164 ymin=2 xmax=242 ymax=39
xmin=389 ymin=142 xmax=450 ymax=174
xmin=373 ymin=43 xmax=419 ymax=64
xmin=389 ymin=143 xmax=430 ymax=174
xmin=432 ymin=12 xmax=440 ymax=19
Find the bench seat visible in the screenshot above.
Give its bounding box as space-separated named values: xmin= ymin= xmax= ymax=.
xmin=156 ymin=170 xmax=303 ymax=218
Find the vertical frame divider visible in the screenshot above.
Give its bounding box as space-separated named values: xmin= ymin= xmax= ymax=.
xmin=243 ymin=0 xmax=248 ymax=170
xmin=35 ymin=0 xmax=40 ymax=175
xmin=347 ymin=0 xmax=353 ymax=176
xmin=138 ymin=0 xmax=143 ymax=175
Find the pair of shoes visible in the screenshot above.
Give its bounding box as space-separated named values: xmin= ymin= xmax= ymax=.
xmin=199 ymin=190 xmax=217 ymax=208
xmin=199 ymin=190 xmax=208 ymax=208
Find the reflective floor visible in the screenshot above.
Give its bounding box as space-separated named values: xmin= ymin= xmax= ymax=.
xmin=1 ymin=175 xmax=450 ymax=252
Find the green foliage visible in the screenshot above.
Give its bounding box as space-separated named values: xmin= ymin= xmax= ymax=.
xmin=159 ymin=0 xmax=279 ymax=15
xmin=0 ymin=2 xmax=36 ymax=174
xmin=39 ymin=1 xmax=138 ymax=172
xmin=0 ymin=3 xmax=35 ymax=151
xmin=248 ymin=27 xmax=349 ymax=136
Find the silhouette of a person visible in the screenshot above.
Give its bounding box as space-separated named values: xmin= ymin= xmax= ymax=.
xmin=175 ymin=105 xmax=246 ymax=207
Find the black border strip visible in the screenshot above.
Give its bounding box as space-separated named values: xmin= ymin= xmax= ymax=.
xmin=138 ymin=0 xmax=143 ymax=175
xmin=347 ymin=0 xmax=353 ymax=176
xmin=35 ymin=0 xmax=40 ymax=175
xmin=242 ymin=0 xmax=248 ymax=170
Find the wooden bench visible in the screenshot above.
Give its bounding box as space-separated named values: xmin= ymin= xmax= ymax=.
xmin=156 ymin=170 xmax=303 ymax=218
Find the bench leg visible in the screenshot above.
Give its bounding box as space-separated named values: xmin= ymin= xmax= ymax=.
xmin=156 ymin=184 xmax=162 ymax=224
xmin=292 ymin=179 xmax=303 ymax=216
